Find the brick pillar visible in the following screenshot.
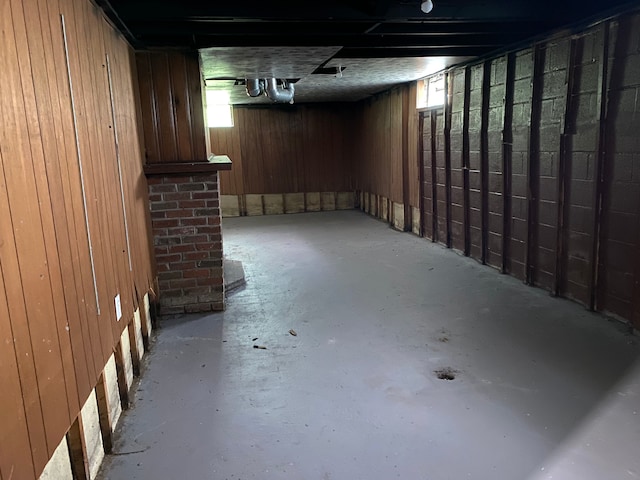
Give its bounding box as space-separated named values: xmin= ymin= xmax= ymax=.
xmin=147 ymin=173 xmax=224 ymax=314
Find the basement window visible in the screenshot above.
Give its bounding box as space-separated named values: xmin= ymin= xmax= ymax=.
xmin=206 ymin=90 xmax=234 ymax=128
xmin=416 ymin=74 xmax=445 ymax=109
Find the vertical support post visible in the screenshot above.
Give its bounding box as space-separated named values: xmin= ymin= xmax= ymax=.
xmin=430 ymin=109 xmax=438 ymax=242
xmin=525 ymin=44 xmax=544 ymax=285
xmin=462 ymin=67 xmax=472 ymax=256
xmin=418 ymin=112 xmax=426 ymax=237
xmin=480 ymin=60 xmax=491 ymax=265
xmin=114 ymin=343 xmax=130 ymax=410
xmin=67 ymin=417 xmax=90 ymax=480
xmin=402 ymin=88 xmax=412 ymax=231
xmin=444 ymin=71 xmax=453 ymax=248
xmin=502 ymin=53 xmax=516 ymax=274
xmin=554 ymin=38 xmax=578 ymax=296
xmin=588 ymin=22 xmax=611 ymax=311
xmin=95 ymin=374 xmax=113 ymax=454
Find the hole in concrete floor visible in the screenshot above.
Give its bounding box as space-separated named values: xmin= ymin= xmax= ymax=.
xmin=435 ymin=368 xmax=457 ymax=380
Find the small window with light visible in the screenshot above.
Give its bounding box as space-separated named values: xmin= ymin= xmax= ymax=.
xmin=206 ymin=90 xmax=234 ymax=128
xmin=416 ymin=74 xmax=445 ymax=109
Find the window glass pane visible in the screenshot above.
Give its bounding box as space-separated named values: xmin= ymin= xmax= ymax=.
xmin=426 ymin=75 xmax=445 ymax=108
xmin=206 ymin=90 xmax=234 ymax=128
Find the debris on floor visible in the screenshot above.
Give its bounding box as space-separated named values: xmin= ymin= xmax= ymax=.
xmin=289 ymin=329 xmax=297 ymax=336
xmin=434 ymin=367 xmax=458 ymax=380
xmin=253 ymin=345 xmax=267 ymax=350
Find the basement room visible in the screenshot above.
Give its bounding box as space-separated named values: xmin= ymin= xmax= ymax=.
xmin=2 ymin=0 xmax=640 ymax=479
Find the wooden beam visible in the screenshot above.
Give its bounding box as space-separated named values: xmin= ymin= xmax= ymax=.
xmin=588 ymin=22 xmax=611 ymax=311
xmin=444 ymin=71 xmax=453 ymax=248
xmin=114 ymin=342 xmax=130 ymax=410
xmin=95 ymin=374 xmax=113 ymax=454
xmin=462 ymin=66 xmax=472 ymax=256
xmin=67 ymin=416 xmax=90 ymax=480
xmin=430 ymin=109 xmax=438 ymax=242
xmin=554 ymin=38 xmax=578 ymax=296
xmin=524 ymin=44 xmax=544 ymax=285
xmin=480 ymin=60 xmax=491 ymax=265
xmin=418 ymin=112 xmax=426 ymax=237
xmin=502 ymin=52 xmax=516 ymax=274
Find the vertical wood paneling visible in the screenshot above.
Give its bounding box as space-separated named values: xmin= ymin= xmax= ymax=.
xmin=407 ymin=83 xmax=420 ymax=209
xmin=170 ymin=54 xmax=196 ymax=162
xmin=66 ymin=0 xmax=110 ymax=370
xmin=44 ymin=0 xmax=97 ymax=401
xmin=390 ymin=90 xmax=403 ymax=204
xmin=1 ymin=0 xmax=155 ymax=476
xmin=214 ymin=109 xmax=246 ymax=195
xmin=0 ymin=261 xmax=35 ymax=480
xmin=22 ymin=0 xmax=82 ymax=421
xmin=151 ymin=53 xmax=179 ymax=162
xmin=135 ymin=54 xmax=160 ymax=163
xmin=214 ymin=105 xmax=353 ymax=196
xmin=3 ymin=0 xmax=71 ymax=456
xmin=136 ymin=51 xmax=207 ymax=164
xmin=0 ymin=155 xmax=39 ymax=480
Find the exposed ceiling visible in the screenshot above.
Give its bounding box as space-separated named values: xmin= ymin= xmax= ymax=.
xmin=102 ymin=0 xmax=635 ymax=104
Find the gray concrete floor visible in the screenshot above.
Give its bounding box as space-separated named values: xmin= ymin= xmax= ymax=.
xmin=100 ymin=210 xmax=640 ymax=480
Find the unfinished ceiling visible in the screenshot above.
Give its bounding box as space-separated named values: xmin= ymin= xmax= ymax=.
xmin=102 ymin=0 xmax=636 ymax=104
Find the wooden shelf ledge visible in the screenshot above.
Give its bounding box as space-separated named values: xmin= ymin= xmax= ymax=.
xmin=144 ymin=155 xmax=232 ymax=176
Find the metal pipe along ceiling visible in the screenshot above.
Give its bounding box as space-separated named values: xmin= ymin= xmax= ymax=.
xmin=264 ymin=78 xmax=295 ymax=103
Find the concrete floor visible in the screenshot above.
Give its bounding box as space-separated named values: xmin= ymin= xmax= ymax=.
xmin=100 ymin=210 xmax=640 ymax=480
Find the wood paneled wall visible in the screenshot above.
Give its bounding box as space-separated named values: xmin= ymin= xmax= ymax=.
xmin=419 ymin=12 xmax=640 ymax=329
xmin=136 ymin=51 xmax=208 ymax=164
xmin=0 ymin=0 xmax=155 ymax=477
xmin=352 ymin=84 xmax=420 ymax=207
xmin=213 ymin=105 xmax=354 ymax=195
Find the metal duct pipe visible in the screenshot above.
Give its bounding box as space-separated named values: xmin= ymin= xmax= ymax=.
xmin=264 ymin=77 xmax=295 ymax=104
xmin=246 ymin=78 xmax=263 ymax=97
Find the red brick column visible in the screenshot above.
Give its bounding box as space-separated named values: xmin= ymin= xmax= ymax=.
xmin=147 ymin=173 xmax=224 ymax=314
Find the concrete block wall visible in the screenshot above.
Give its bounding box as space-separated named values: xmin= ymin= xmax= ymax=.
xmin=357 ymin=190 xmax=420 ymax=234
xmin=597 ymin=15 xmax=640 ymax=321
xmin=417 ymin=11 xmax=640 ymax=329
xmin=220 ymin=192 xmax=356 ymax=217
xmin=38 ymin=437 xmax=73 ymax=480
xmin=147 ymin=173 xmax=225 ymax=314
